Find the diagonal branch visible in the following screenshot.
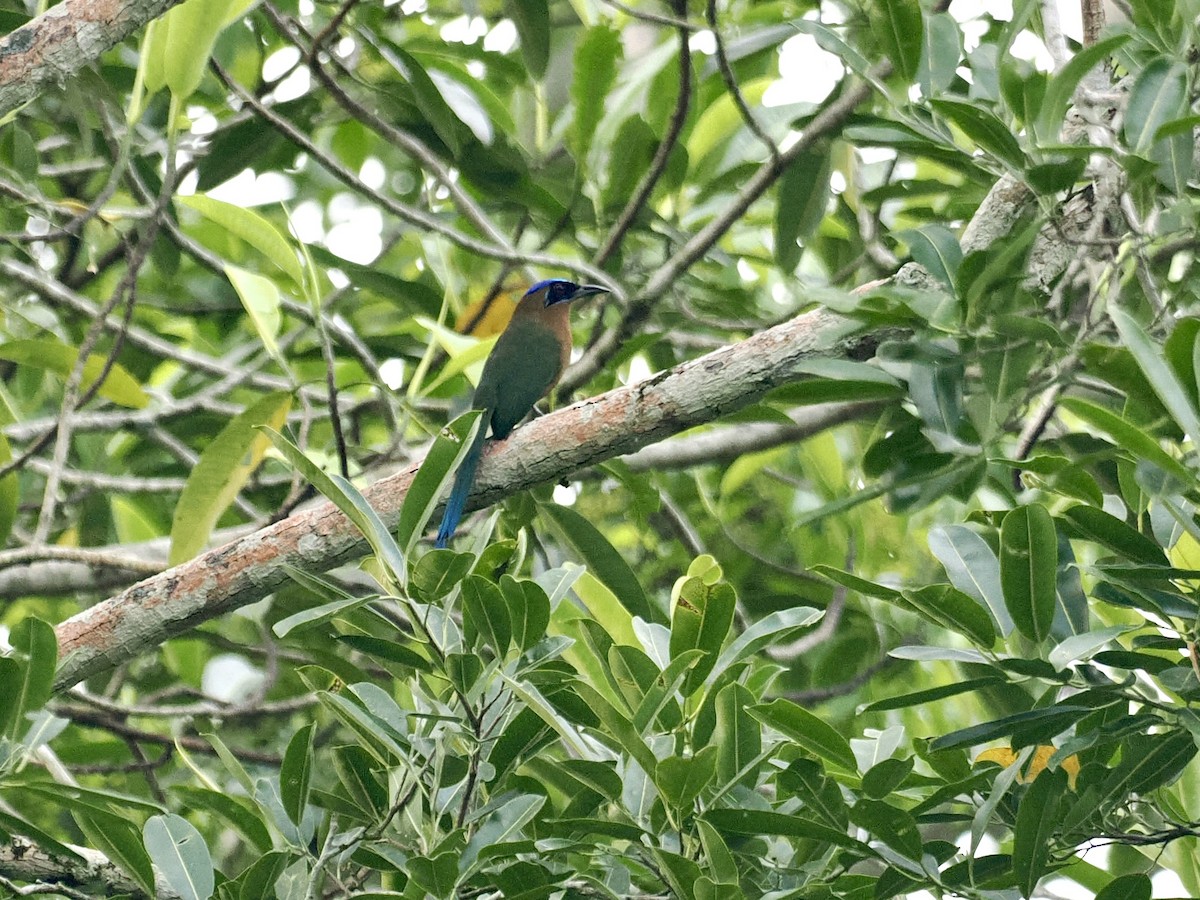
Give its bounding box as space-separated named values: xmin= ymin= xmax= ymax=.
xmin=0 ymin=0 xmax=186 ymax=117
xmin=52 ymin=306 xmax=889 ymax=692
xmin=558 ymin=63 xmax=889 ymax=396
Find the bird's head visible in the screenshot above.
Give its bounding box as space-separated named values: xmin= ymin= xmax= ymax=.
xmin=525 ymin=279 xmax=610 ymax=308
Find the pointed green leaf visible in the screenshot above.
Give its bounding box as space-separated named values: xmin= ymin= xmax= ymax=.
xmin=749 ymin=698 xmax=856 ymax=771
xmin=6 ymin=617 xmax=56 ymax=739
xmin=900 ymin=223 xmax=962 ymax=290
xmin=776 ymin=145 xmax=832 ymax=271
xmin=1123 ymin=58 xmax=1187 ymax=152
xmin=1012 ymin=769 xmax=1067 ymax=899
xmin=263 ymin=428 xmax=407 ymax=590
xmin=77 ymin=811 xmax=156 ymax=897
xmin=280 ymin=723 xmax=314 ymax=826
xmin=225 ymin=264 xmax=283 ymax=364
xmin=1036 ymin=35 xmax=1130 ymax=143
xmin=902 ymin=584 xmax=996 ymax=646
xmin=144 ymin=813 xmax=215 ymax=900
xmin=656 ymin=746 xmax=718 ymax=809
xmin=503 ymin=0 xmax=549 ymax=78
xmin=1111 ymin=305 xmax=1200 ymax=450
xmin=0 ymin=338 xmax=148 ymax=408
xmin=928 ymin=526 xmax=1009 ymax=637
xmin=461 ymin=574 xmax=512 ymax=654
xmin=573 ymin=25 xmax=621 ymax=157
xmin=1000 ymin=504 xmax=1057 ymax=644
xmin=543 ymin=502 xmax=653 ymax=622
xmin=873 ymin=0 xmax=921 ymax=81
xmin=179 ymin=194 xmax=304 ymax=287
xmin=170 ymin=392 xmax=292 ymax=565
xmin=500 ymin=575 xmax=551 ymax=652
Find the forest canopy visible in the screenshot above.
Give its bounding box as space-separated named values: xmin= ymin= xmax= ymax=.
xmin=1 ymin=0 xmax=1200 ymax=898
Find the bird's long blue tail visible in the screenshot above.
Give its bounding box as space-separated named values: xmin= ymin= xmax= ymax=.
xmin=435 ymin=428 xmax=487 ymax=548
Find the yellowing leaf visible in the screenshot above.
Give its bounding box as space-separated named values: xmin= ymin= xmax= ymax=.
xmin=976 ymin=745 xmax=1079 ymax=790
xmin=454 ymin=285 xmax=524 ymax=338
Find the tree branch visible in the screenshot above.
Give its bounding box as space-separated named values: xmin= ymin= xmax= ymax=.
xmin=0 ymin=0 xmax=185 ymax=117
xmin=52 ymin=307 xmax=886 ymax=692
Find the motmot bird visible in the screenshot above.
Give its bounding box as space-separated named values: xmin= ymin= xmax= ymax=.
xmin=435 ymin=279 xmax=610 ymax=548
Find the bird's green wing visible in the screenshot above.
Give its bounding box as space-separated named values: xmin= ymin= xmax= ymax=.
xmin=474 ymin=319 xmax=563 ymax=439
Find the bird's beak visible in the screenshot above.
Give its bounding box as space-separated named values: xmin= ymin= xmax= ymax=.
xmin=569 ymin=284 xmax=610 ymax=302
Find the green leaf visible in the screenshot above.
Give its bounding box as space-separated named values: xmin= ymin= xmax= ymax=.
xmin=225 ymin=264 xmax=284 ymax=365
xmin=411 ymin=549 xmax=475 ymax=602
xmin=917 ymin=12 xmax=960 ymax=97
xmin=573 ymin=682 xmax=657 ymax=775
xmin=1012 ymin=769 xmax=1067 ymax=899
xmin=501 ymin=675 xmax=594 ymax=761
xmin=179 ymin=194 xmax=304 ymax=288
xmin=0 ymin=807 xmax=85 ymax=862
xmin=650 ymin=848 xmax=702 ymax=900
xmin=702 ymin=808 xmax=866 ymax=850
xmin=631 ymin=649 xmax=702 ymax=733
xmin=669 ymin=576 xmax=736 ymax=695
xmin=873 ymin=0 xmax=922 ymax=82
xmin=1111 ymin=306 xmax=1200 ymax=450
xmin=273 ymin=593 xmax=370 ymax=639
xmin=408 ymin=851 xmax=458 ymax=898
xmin=1060 ymin=397 xmax=1194 ymax=484
xmin=333 ymin=744 xmax=388 ymax=819
xmin=931 ymin=97 xmax=1026 ymax=170
xmin=263 ymin=428 xmax=408 ymax=591
xmin=1000 ymin=504 xmax=1058 ymax=644
xmin=1060 ymin=504 xmax=1168 ymax=567
xmin=500 ymin=575 xmax=551 ymax=652
xmin=900 ymin=223 xmax=962 ymax=290
xmin=461 ymin=574 xmax=512 ymax=655
xmin=927 ymin=525 xmax=1011 ymax=635
xmin=775 ymin=145 xmax=832 ymax=271
xmin=280 ymin=723 xmax=314 ymax=826
xmin=573 ymin=25 xmax=621 ymax=158
xmin=503 ymin=0 xmax=549 ymax=78
xmin=1123 ymin=58 xmax=1188 ymax=153
xmin=6 ymin=617 xmax=56 ymax=739
xmin=144 ymin=813 xmax=215 ymax=900
xmin=335 ymin=634 xmax=431 ymax=672
xmin=1095 ymin=874 xmax=1152 ymax=900
xmin=170 ymin=787 xmax=272 ymax=853
xmin=656 ymin=746 xmax=718 ymax=809
xmin=777 ymin=759 xmax=848 ymax=829
xmin=749 ymin=698 xmax=856 ymax=771
xmin=1047 ymin=625 xmax=1136 ymax=671
xmin=902 ymin=584 xmax=996 ymax=646
xmin=169 ymin=392 xmax=292 ymax=565
xmin=711 ymin=606 xmax=823 ymax=678
xmin=157 ymin=0 xmax=237 ymax=101
xmin=1099 ymin=730 xmax=1197 ymax=799
xmin=696 ymin=818 xmax=740 ymax=886
xmin=931 ymin=706 xmax=1092 ymax=751
xmin=461 ymin=793 xmax=545 ymax=874
xmin=714 ymin=683 xmax=762 ymax=788
xmin=378 ymin=44 xmax=463 ymax=156
xmin=849 ymin=798 xmax=921 ymax=858
xmin=76 ymin=811 xmax=157 ymax=897
xmin=862 ymin=757 xmax=914 ymax=799
xmin=861 ymin=677 xmax=1004 ymax=713
xmin=542 ymin=502 xmax=653 ymax=621
xmin=0 ymin=338 xmax=149 ymax=408
xmin=0 ymin=429 xmax=17 ymax=546
xmin=233 ymin=851 xmax=291 ymax=900
xmin=1036 ymin=35 xmax=1130 ymax=143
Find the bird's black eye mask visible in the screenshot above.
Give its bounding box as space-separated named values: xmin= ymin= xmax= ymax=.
xmin=544 ymin=281 xmax=577 ymax=306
